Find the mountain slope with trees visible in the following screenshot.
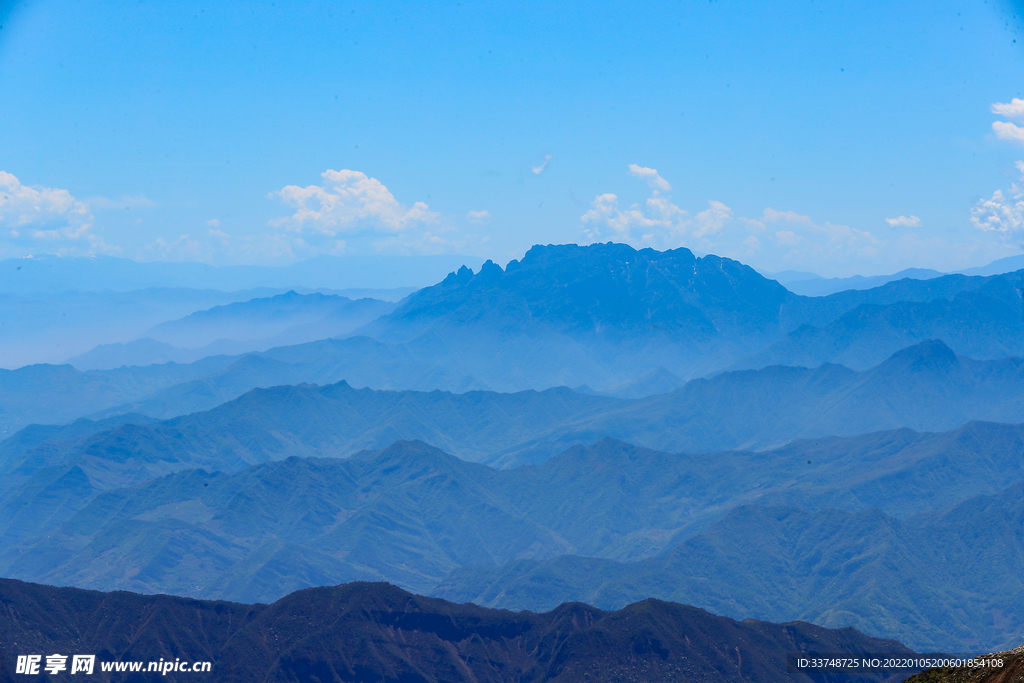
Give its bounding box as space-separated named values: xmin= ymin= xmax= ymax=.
xmin=0 ymin=578 xmax=912 ymax=683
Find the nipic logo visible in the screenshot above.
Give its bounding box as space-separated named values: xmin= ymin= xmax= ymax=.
xmin=14 ymin=654 xmax=211 ymax=675
xmin=15 ymin=656 xmax=40 ymax=675
xmin=16 ymin=655 xmax=95 ymax=675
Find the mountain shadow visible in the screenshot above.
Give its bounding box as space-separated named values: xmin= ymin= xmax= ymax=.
xmin=0 ymin=577 xmax=915 ymax=683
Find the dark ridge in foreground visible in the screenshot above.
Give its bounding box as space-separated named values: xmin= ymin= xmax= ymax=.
xmin=0 ymin=578 xmax=914 ymax=682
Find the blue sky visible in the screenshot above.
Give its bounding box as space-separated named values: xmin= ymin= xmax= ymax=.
xmin=0 ymin=0 xmax=1022 ymax=276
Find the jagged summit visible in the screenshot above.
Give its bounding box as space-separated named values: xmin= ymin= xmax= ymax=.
xmin=372 ymin=242 xmax=792 ymax=340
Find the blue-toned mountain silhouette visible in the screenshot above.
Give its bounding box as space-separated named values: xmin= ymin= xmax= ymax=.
xmin=0 ymin=578 xmax=913 ymax=683
xmin=66 ymin=291 xmax=396 ymax=370
xmin=4 ymin=243 xmax=1024 ymax=658
xmin=4 ymin=244 xmax=1024 ymax=435
xmin=4 ymin=421 xmax=1024 ymax=651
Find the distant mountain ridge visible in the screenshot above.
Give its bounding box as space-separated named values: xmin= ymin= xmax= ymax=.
xmin=0 ymin=578 xmax=912 ymax=683
xmin=0 ymin=340 xmax=1019 ymax=483
xmin=145 ymin=290 xmax=395 ymax=347
xmin=359 ymin=243 xmax=795 ymax=383
xmin=772 ymin=267 xmax=946 ymax=297
xmin=5 ymin=419 xmax=1024 ymax=634
xmin=485 ymin=339 xmax=1024 ymax=466
xmin=66 ymin=291 xmax=396 ymax=370
xmin=4 ymin=340 xmax=1024 ymax=476
xmin=0 ymin=287 xmax=285 ymax=370
xmin=374 ymin=244 xmax=790 ymax=339
xmin=733 ymin=275 xmax=1024 ymax=370
xmin=434 ymin=477 xmax=1024 ymax=652
xmin=765 ymin=252 xmax=1024 ymax=295
xmin=4 ymin=244 xmax=1024 ymax=434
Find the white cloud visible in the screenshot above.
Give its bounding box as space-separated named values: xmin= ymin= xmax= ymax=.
xmin=578 ymin=167 xmax=1017 ymax=276
xmin=531 ymin=154 xmax=553 ymax=175
xmin=747 ymin=207 xmax=1017 ymax=276
xmin=763 ymin=208 xmax=813 ymax=225
xmin=693 ymin=200 xmax=732 ymax=237
xmin=0 ymin=171 xmax=91 ymax=231
xmin=991 ymin=98 xmax=1024 ymax=146
xmin=0 ymin=171 xmax=115 ymax=256
xmin=140 ymin=169 xmax=485 ymax=263
xmin=580 ymin=168 xmax=730 ymax=250
xmin=628 ymin=164 xmax=672 ymax=192
xmin=269 ymin=169 xmax=440 ymax=235
xmin=467 ymin=210 xmax=491 ymax=225
xmin=993 ymin=121 xmax=1024 ymax=146
xmin=581 ymin=193 xmax=686 ymax=247
xmin=971 ymin=161 xmax=1024 ymax=236
xmin=992 ymin=98 xmax=1024 ymax=122
xmin=775 ymin=230 xmax=800 ymax=246
xmin=885 ymin=215 xmax=922 ymax=228
xmin=761 ymin=206 xmax=881 ymax=260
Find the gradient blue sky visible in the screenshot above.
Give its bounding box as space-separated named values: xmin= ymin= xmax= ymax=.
xmin=1 ymin=0 xmax=1022 ymax=276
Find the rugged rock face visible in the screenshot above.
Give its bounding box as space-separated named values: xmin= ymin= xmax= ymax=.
xmin=904 ymin=646 xmax=1024 ymax=683
xmin=0 ymin=578 xmax=912 ymax=683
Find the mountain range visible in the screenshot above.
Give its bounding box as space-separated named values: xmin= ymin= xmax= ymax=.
xmin=4 ymin=421 xmax=1024 ymax=651
xmin=5 ymin=244 xmax=1024 ymax=436
xmin=773 ymin=268 xmax=945 ymax=297
xmin=362 ymin=244 xmax=1024 ymax=384
xmin=766 ymin=253 xmax=1024 ymax=296
xmin=0 ymin=578 xmax=915 ymax=683
xmin=4 ymin=340 xmax=1024 ymax=477
xmin=66 ymin=291 xmax=396 ymax=370
xmin=0 ymin=287 xmax=286 ymax=370
xmin=730 ymin=275 xmax=1024 ymax=371
xmin=5 ymin=242 xmax=1024 ymax=662
xmin=434 ymin=477 xmax=1024 ymax=652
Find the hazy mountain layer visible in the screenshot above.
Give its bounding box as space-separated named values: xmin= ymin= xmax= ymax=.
xmin=778 ymin=267 xmax=945 ymax=297
xmin=0 ymin=339 xmax=1018 ymax=484
xmin=732 ymin=275 xmax=1024 ymax=370
xmin=4 ymin=340 xmax=1023 ymax=481
xmin=434 ymin=479 xmax=1024 ymax=653
xmin=0 ymin=357 xmax=236 ymax=437
xmin=5 ymin=244 xmax=1024 ymax=430
xmin=0 ymin=288 xmax=282 ymax=370
xmin=67 ymin=291 xmax=396 ymax=371
xmin=4 ymin=422 xmax=1024 ymax=615
xmin=358 ymin=243 xmax=793 ymax=385
xmin=3 ymin=383 xmax=617 ymax=481
xmin=359 ymin=243 xmax=1024 ymax=387
xmin=0 ymin=578 xmax=912 ymax=683
xmin=486 ymin=340 xmax=1024 ymax=467
xmin=146 ymin=290 xmax=396 ymax=348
